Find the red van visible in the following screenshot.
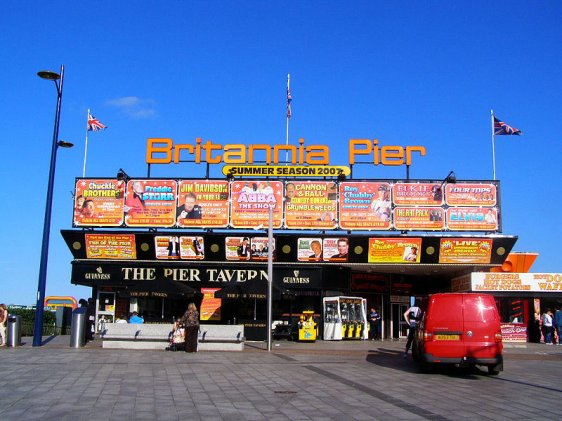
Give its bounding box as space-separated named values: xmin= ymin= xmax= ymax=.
xmin=412 ymin=293 xmax=503 ymax=374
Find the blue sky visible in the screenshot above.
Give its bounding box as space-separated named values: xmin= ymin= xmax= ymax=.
xmin=1 ymin=1 xmax=561 ymax=304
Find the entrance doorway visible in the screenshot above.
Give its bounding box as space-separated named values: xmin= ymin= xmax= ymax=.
xmin=391 ymin=303 xmax=408 ymax=339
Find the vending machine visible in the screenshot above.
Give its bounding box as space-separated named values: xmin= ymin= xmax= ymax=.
xmin=323 ymin=296 xmax=368 ymax=340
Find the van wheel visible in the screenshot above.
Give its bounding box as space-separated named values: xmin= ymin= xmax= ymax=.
xmin=487 ymin=366 xmax=500 ymax=376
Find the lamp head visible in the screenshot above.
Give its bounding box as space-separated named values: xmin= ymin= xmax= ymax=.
xmin=57 ymin=140 xmax=74 ymax=148
xmin=37 ymin=70 xmax=61 ymax=81
xmin=116 ymin=168 xmax=130 ymax=182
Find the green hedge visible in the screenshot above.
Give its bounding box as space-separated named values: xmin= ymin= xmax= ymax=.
xmin=7 ymin=308 xmax=58 ymax=336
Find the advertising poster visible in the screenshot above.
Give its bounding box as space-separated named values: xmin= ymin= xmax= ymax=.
xmin=339 ymin=182 xmax=392 ymax=230
xmin=393 ymin=207 xmax=445 ymax=230
xmin=323 ymin=237 xmax=349 ymax=262
xmin=225 ymin=236 xmax=275 ymax=261
xmin=124 ymin=179 xmax=177 ymax=227
xmin=180 ymin=236 xmax=205 ymax=260
xmin=439 ymin=238 xmax=492 ymax=263
xmin=229 ymin=181 xmax=283 ymax=228
xmin=85 ymin=234 xmax=136 ymax=259
xmin=445 ymin=183 xmax=497 ymax=207
xmin=154 ymin=236 xmax=181 ymax=260
xmin=176 ymin=180 xmax=229 ymax=228
xmin=297 ymin=237 xmax=324 ymax=262
xmin=471 ymin=272 xmax=562 ymax=292
xmin=368 ymin=238 xmax=422 ymax=263
xmin=248 ymin=237 xmax=275 ymax=261
xmin=446 ymin=207 xmax=499 ymax=231
xmin=392 ymin=182 xmax=443 ymax=206
xmin=74 ymin=179 xmax=125 ymax=227
xmin=284 ymin=181 xmax=338 ymax=229
xmin=200 ymin=288 xmax=221 ymax=321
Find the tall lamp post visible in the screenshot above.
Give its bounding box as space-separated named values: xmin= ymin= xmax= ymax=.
xmin=33 ymin=65 xmax=73 ymax=347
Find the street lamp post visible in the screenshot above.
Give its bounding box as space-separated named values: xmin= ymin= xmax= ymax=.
xmin=33 ymin=65 xmax=73 ymax=347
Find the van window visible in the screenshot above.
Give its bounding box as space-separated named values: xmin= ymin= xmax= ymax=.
xmin=463 ymin=295 xmax=498 ymax=322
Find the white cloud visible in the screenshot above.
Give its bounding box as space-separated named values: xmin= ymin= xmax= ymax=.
xmin=106 ymin=96 xmax=156 ymax=119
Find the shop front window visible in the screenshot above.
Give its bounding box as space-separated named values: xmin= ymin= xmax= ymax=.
xmin=497 ymin=298 xmax=526 ymax=323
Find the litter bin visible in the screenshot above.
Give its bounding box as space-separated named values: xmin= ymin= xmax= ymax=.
xmin=7 ymin=314 xmax=22 ymax=347
xmin=70 ymin=307 xmax=87 ymax=348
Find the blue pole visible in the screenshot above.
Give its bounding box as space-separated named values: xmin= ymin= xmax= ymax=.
xmin=33 ymin=65 xmax=64 ymax=347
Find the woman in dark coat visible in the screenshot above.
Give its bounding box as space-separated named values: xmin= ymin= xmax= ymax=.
xmin=181 ymin=303 xmax=200 ymax=352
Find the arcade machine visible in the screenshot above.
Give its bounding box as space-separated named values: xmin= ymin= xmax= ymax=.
xmin=297 ymin=310 xmax=318 ymax=342
xmin=323 ymin=296 xmax=368 ymax=340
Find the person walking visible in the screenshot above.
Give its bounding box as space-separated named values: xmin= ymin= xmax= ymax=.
xmin=181 ymin=303 xmax=200 ymax=353
xmin=542 ymin=309 xmax=554 ymax=345
xmin=0 ymin=304 xmax=7 ymax=346
xmin=403 ymin=300 xmax=422 ymax=358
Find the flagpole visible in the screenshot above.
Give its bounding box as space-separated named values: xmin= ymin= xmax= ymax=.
xmin=83 ymin=109 xmax=89 ymax=177
xmin=490 ymin=109 xmax=496 ymax=180
xmin=285 ymin=73 xmax=290 ymax=164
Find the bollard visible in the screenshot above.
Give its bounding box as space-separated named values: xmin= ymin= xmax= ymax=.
xmin=70 ymin=307 xmax=87 ymax=348
xmin=7 ymin=314 xmax=22 ymax=347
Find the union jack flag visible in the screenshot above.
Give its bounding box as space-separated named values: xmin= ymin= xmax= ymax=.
xmin=493 ymin=116 xmax=521 ymax=135
xmin=286 ymin=85 xmax=292 ymax=119
xmin=87 ymin=112 xmax=107 ymax=132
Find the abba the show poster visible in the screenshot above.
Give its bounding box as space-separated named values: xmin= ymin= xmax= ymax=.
xmin=74 ymin=179 xmax=125 ymax=227
xmin=229 ymin=181 xmax=283 ymax=228
xmin=124 ymin=179 xmax=177 ymax=227
xmin=338 ymin=182 xmax=391 ymax=230
xmin=368 ymin=238 xmax=422 ymax=263
xmin=85 ymin=234 xmax=136 ymax=259
xmin=439 ymin=238 xmax=492 ymax=264
xmin=176 ymin=180 xmax=229 ymax=228
xmin=284 ymin=181 xmax=337 ymax=229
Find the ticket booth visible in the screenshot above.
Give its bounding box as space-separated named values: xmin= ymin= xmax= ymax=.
xmin=323 ymin=296 xmax=368 ymax=340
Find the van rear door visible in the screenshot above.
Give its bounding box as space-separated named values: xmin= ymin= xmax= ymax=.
xmin=426 ymin=294 xmax=464 ymax=357
xmin=462 ymin=294 xmax=501 ymax=359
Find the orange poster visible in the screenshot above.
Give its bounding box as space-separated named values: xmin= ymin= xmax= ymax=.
xmin=368 ymin=238 xmax=422 ymax=263
xmin=445 ymin=183 xmax=497 ymax=207
xmin=85 ymin=234 xmax=136 ymax=259
xmin=439 ymin=238 xmax=492 ymax=263
xmin=339 ymin=182 xmax=391 ymax=230
xmin=74 ymin=179 xmax=125 ymax=227
xmin=446 ymin=207 xmax=499 ymax=231
xmin=230 ymin=181 xmax=283 ymax=228
xmin=176 ymin=180 xmax=229 ymax=228
xmin=200 ymin=288 xmax=221 ymax=321
xmin=392 ymin=182 xmax=443 ymax=206
xmin=124 ymin=179 xmax=177 ymax=227
xmin=393 ymin=207 xmax=445 ymax=230
xmin=284 ymin=181 xmax=337 ymax=229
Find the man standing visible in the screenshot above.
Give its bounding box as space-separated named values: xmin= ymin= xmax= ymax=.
xmin=403 ymin=300 xmax=422 ymax=358
xmin=554 ymin=306 xmax=562 ymax=346
xmin=369 ymin=307 xmax=381 ymax=340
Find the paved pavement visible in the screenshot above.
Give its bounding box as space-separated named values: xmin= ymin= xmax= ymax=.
xmin=1 ymin=336 xmax=561 ymax=420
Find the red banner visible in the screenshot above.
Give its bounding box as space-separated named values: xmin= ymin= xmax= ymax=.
xmin=230 ymin=181 xmax=283 ymax=228
xmin=74 ymin=179 xmax=125 ymax=227
xmin=445 ymin=183 xmax=497 ymax=207
xmin=339 ymin=182 xmax=391 ymax=230
xmin=392 ymin=182 xmax=443 ymax=206
xmin=124 ymin=180 xmax=177 ymax=227
xmin=446 ymin=207 xmax=499 ymax=231
xmin=393 ymin=207 xmax=445 ymax=230
xmin=176 ymin=180 xmax=229 ymax=228
xmin=284 ymin=181 xmax=338 ymax=229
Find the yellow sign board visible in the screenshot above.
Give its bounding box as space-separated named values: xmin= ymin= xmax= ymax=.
xmin=223 ymin=165 xmax=351 ymax=177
